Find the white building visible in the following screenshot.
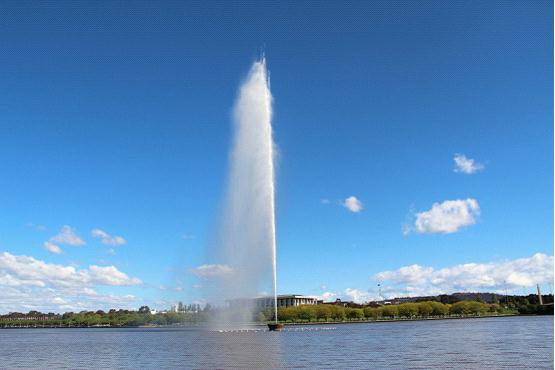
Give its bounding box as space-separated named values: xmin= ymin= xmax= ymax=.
xmin=229 ymin=295 xmax=319 ymax=309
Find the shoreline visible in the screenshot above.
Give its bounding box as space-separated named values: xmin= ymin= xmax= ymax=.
xmin=1 ymin=313 xmax=548 ymax=329
xmin=279 ymin=313 xmax=523 ymax=326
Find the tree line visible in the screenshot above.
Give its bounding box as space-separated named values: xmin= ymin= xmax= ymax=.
xmin=0 ymin=307 xmax=208 ymax=327
xmin=266 ymin=300 xmax=518 ymax=323
xmin=1 ymin=298 xmax=551 ymax=327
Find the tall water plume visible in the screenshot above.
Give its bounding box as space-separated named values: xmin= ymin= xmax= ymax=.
xmin=209 ymin=58 xmax=277 ymax=327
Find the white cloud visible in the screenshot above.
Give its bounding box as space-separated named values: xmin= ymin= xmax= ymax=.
xmin=42 ymin=226 xmax=85 ymax=254
xmin=406 ymin=198 xmax=480 ymax=234
xmin=88 ymin=265 xmax=142 ymax=286
xmin=454 ymin=153 xmax=484 ymax=174
xmin=374 ymin=253 xmax=554 ymax=297
xmin=50 ymin=225 xmax=86 ymax=246
xmin=43 ymin=241 xmax=62 ymax=255
xmin=343 ymin=196 xmax=363 ymax=213
xmin=343 ymin=288 xmax=372 ymax=304
xmin=377 ymin=264 xmax=434 ymax=285
xmin=182 ymin=233 xmax=195 ymax=240
xmin=0 ymin=251 xmax=142 ymax=313
xmin=320 ymin=198 xmax=330 ymax=205
xmin=190 ymin=264 xmax=233 ymax=279
xmin=91 ymin=228 xmax=126 ymax=246
xmin=52 ymin=297 xmax=67 ymax=305
xmin=0 ymin=284 xmax=137 ymax=313
xmin=321 ymin=291 xmax=337 ymax=301
xmin=0 ymin=252 xmax=141 ymax=287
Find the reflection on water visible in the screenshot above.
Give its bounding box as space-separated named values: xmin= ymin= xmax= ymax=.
xmin=0 ymin=316 xmax=552 ymax=369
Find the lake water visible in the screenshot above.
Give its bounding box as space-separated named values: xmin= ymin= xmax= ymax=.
xmin=0 ymin=316 xmax=552 ymax=369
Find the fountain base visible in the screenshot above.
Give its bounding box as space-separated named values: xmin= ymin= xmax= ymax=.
xmin=267 ymin=323 xmax=284 ymax=331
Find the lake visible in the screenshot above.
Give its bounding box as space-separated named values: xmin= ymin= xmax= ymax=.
xmin=0 ymin=316 xmax=552 ymax=369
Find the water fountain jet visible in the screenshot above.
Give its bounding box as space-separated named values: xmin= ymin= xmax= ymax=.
xmin=209 ymin=57 xmax=279 ymax=330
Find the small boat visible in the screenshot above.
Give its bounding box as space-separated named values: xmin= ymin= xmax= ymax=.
xmin=267 ymin=323 xmax=284 ymax=331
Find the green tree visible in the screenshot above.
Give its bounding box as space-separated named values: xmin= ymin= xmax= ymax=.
xmin=277 ymin=307 xmax=288 ymax=322
xmin=153 ymin=315 xmax=167 ymax=325
xmin=382 ymin=305 xmax=398 ymax=318
xmin=417 ymin=302 xmax=433 ymax=317
xmin=316 ymin=305 xmax=332 ymax=321
xmin=467 ymin=301 xmax=488 ymax=315
xmin=138 ymin=306 xmax=151 ymax=314
xmin=347 ymin=308 xmax=364 ymax=320
xmin=330 ymin=306 xmax=346 ymax=321
xmin=429 ymin=301 xmax=449 ymax=316
xmin=450 ymin=301 xmax=470 ymax=315
xmin=489 ymin=303 xmax=501 ymax=313
xmin=398 ymin=303 xmax=418 ymax=318
xmin=363 ymin=307 xmax=376 ymax=319
xmin=298 ymin=306 xmax=317 ymax=322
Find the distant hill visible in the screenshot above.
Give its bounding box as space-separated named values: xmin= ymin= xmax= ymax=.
xmin=373 ymin=292 xmax=553 ymax=305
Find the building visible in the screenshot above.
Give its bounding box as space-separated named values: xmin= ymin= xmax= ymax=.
xmin=322 ymin=298 xmax=364 ymax=308
xmin=228 ymin=294 xmax=319 ymax=309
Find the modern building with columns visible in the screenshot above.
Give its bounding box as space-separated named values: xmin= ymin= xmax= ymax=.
xmin=227 ymin=294 xmax=320 ymax=310
xmin=254 ymin=295 xmax=319 ymax=309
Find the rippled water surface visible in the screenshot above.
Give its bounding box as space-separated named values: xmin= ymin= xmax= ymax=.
xmin=0 ymin=316 xmax=552 ymax=369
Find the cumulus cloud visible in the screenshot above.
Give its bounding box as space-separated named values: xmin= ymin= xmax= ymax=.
xmin=88 ymin=265 xmax=142 ymax=286
xmin=190 ymin=264 xmax=234 ymax=279
xmin=0 ymin=251 xmax=142 ymax=312
xmin=43 ymin=241 xmax=62 ymax=255
xmin=0 ymin=252 xmax=141 ymax=287
xmin=343 ymin=196 xmax=363 ymax=213
xmin=343 ymin=288 xmax=377 ymax=304
xmin=405 ymin=198 xmax=480 ymax=234
xmin=91 ymin=228 xmax=126 ymax=246
xmin=373 ymin=253 xmax=554 ymax=297
xmin=321 ymin=291 xmax=337 ymax=301
xmin=377 ymin=264 xmax=434 ymax=286
xmin=50 ymin=225 xmax=86 ymax=246
xmin=454 ymin=154 xmax=484 ymax=174
xmin=43 ymin=225 xmax=86 ymax=254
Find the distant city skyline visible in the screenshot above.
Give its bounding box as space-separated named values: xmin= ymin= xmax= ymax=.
xmin=0 ymin=1 xmax=552 ymax=313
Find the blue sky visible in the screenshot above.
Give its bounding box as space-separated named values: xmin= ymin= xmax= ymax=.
xmin=0 ymin=1 xmax=552 ymax=312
